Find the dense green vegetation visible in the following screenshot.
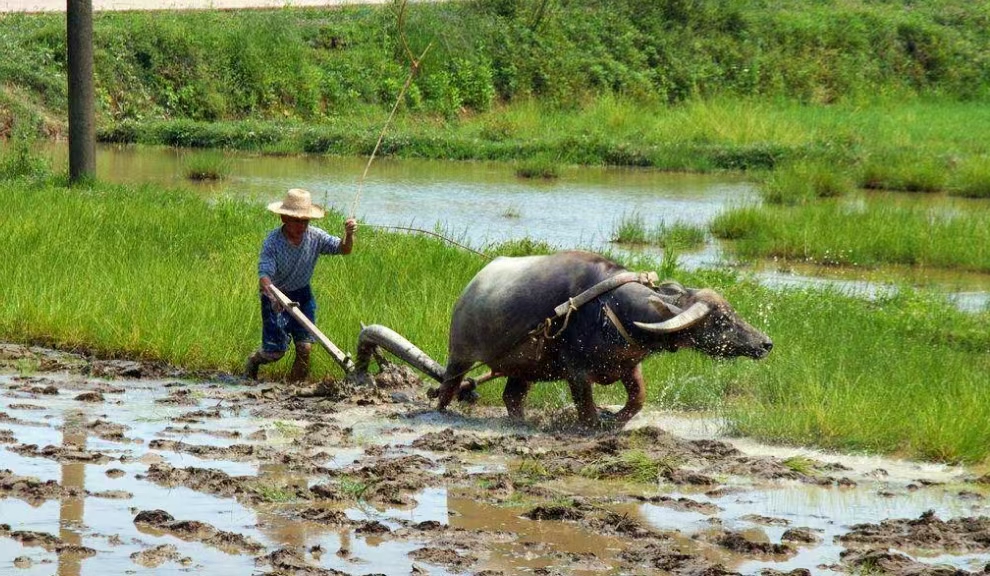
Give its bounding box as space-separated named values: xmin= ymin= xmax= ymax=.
xmin=0 ymin=166 xmax=988 ymax=463
xmin=5 ymin=0 xmax=989 ymax=121
xmin=2 ymin=0 xmax=990 ymax=175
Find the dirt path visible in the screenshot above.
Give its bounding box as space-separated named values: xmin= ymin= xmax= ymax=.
xmin=1 ymin=342 xmax=989 ymax=575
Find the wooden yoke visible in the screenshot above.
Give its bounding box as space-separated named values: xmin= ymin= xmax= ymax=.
xmin=267 ymin=285 xmax=356 ymax=375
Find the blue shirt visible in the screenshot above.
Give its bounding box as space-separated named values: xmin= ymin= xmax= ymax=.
xmin=258 ymin=226 xmax=342 ymax=292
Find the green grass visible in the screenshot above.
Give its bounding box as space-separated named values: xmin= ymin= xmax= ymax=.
xmin=611 ymin=212 xmax=706 ymax=249
xmin=725 ymin=287 xmax=990 ymax=464
xmin=782 ymin=456 xmax=817 ymax=476
xmin=515 ymin=156 xmax=561 ymax=179
xmin=183 ymin=151 xmax=231 ymax=181
xmin=580 ymin=450 xmax=678 ymax=485
xmin=948 ymin=157 xmax=990 ymax=199
xmin=858 ymin=150 xmax=948 ymax=193
xmin=761 ymin=160 xmax=853 ymax=205
xmin=271 ymin=420 xmax=303 ymax=438
xmin=711 ymin=199 xmax=990 ymax=272
xmin=251 ymin=482 xmax=299 ymax=503
xmin=0 ymin=174 xmax=988 ymax=464
xmin=611 ymin=212 xmax=650 ymax=244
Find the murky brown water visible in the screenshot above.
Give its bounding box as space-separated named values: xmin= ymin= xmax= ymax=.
xmin=3 ymin=347 xmax=989 ymax=575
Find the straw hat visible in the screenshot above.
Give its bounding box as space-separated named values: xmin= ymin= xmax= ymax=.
xmin=267 ymin=188 xmax=326 ymax=220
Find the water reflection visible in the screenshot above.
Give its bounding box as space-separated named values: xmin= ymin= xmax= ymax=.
xmin=58 ymin=412 xmax=86 ymax=576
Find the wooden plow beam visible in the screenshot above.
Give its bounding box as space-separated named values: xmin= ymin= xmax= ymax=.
xmin=266 ymin=285 xmax=355 ymax=375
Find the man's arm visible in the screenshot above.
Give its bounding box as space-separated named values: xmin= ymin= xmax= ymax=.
xmin=340 ymin=218 xmax=357 ymax=255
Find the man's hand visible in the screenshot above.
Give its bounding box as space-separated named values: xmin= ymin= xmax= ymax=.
xmin=341 ymin=218 xmax=357 ymax=255
xmin=259 ymin=277 xmax=283 ymax=313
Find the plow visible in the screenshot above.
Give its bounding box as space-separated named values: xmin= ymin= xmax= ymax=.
xmin=267 ymin=285 xmax=480 ymax=401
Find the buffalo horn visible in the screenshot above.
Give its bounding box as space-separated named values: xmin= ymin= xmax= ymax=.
xmin=648 ymin=295 xmax=682 ymax=314
xmin=634 ymin=302 xmax=711 ymax=334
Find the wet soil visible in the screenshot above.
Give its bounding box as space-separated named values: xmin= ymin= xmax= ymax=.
xmin=1 ymin=342 xmax=989 ymax=575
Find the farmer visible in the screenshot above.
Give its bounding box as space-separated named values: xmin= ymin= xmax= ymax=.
xmin=244 ymin=188 xmax=357 ymax=381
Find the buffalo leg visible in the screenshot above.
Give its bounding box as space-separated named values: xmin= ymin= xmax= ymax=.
xmin=502 ymin=377 xmax=531 ymax=421
xmin=567 ymin=374 xmax=599 ymax=428
xmin=436 ymin=361 xmax=474 ymax=411
xmin=615 ymin=364 xmax=647 ymax=424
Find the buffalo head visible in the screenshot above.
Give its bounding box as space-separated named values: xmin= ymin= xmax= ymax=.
xmin=634 ymin=281 xmax=773 ymax=360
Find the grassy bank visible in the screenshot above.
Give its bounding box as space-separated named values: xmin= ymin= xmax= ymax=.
xmin=1 ymin=1 xmax=989 ymax=174
xmin=1 ymin=173 xmax=988 ymax=463
xmin=5 ymin=0 xmax=988 ymax=124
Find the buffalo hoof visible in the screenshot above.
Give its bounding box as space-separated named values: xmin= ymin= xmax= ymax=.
xmin=457 ymin=388 xmax=480 ymax=404
xmin=426 ymin=386 xmax=440 ymax=399
xmin=595 ymin=409 xmax=625 ymax=431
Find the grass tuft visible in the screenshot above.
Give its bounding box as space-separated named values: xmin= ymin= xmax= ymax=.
xmin=183 ymin=151 xmax=232 ymax=181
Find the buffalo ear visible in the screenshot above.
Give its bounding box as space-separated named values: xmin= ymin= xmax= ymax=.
xmin=635 ymin=302 xmax=711 ymax=334
xmin=647 ymin=295 xmax=682 ymax=318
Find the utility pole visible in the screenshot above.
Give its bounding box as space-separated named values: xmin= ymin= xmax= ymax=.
xmin=67 ymin=0 xmax=95 ymax=183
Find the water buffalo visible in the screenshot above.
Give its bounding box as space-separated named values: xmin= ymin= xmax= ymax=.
xmin=433 ymin=251 xmax=772 ymax=428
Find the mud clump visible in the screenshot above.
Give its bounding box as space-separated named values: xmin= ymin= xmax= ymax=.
xmin=148 ymin=439 xmax=258 ymax=461
xmin=713 ymin=530 xmax=794 ymax=556
xmin=90 ymin=359 xmax=145 ymax=379
xmin=155 ymin=389 xmax=200 ymax=406
xmin=336 ymin=454 xmax=439 ymax=506
xmin=9 ymin=443 xmax=110 ymax=463
xmin=56 ymin=544 xmax=97 ymax=558
xmin=259 ymin=547 xmax=350 ymax=575
xmin=133 ymin=509 xmax=264 ymax=554
xmin=296 ymin=507 xmax=351 ymax=526
xmin=637 ymin=495 xmax=721 ymax=515
xmin=409 ymin=547 xmax=477 ymax=572
xmin=173 ymin=408 xmax=223 ymax=423
xmin=73 ymin=391 xmax=105 ymax=403
xmin=130 ymin=544 xmax=189 ymax=568
xmin=0 ymin=469 xmax=83 ymax=504
xmin=370 ymin=364 xmax=424 ymax=389
xmin=740 ymin=514 xmax=791 ymax=527
xmin=161 ymin=425 xmax=241 ymax=439
xmin=588 ymin=511 xmax=658 ymax=539
xmin=294 ymin=422 xmax=352 ymax=448
xmin=621 ymin=544 xmax=741 ymax=575
xmin=839 ymin=549 xmax=987 ymax=576
xmin=87 ymin=419 xmax=131 ymax=442
xmin=5 ymin=529 xmax=62 ymax=551
xmin=0 ymin=343 xmax=87 ymax=372
xmin=411 ymin=428 xmax=528 ymax=454
xmin=839 ymin=510 xmax=990 ymax=552
xmin=0 ymin=429 xmax=15 ymax=443
xmin=781 ymin=528 xmax=822 ymax=544
xmin=89 ymin=489 xmax=132 ymax=499
xmin=142 ymin=463 xmax=255 ymax=502
xmin=522 ymin=504 xmax=586 ymax=521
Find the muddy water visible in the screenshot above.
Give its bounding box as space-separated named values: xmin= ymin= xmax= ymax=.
xmin=87 ymin=143 xmax=751 ymax=258
xmin=3 ymin=349 xmax=990 ymax=575
xmin=40 ymin=143 xmax=990 ymax=312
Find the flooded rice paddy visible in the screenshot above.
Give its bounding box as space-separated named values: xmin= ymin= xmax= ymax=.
xmin=65 ymin=144 xmax=990 ymax=312
xmin=3 ymin=344 xmax=990 ymax=575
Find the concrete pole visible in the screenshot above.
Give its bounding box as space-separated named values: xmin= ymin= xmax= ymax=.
xmin=67 ymin=0 xmax=95 ymax=183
